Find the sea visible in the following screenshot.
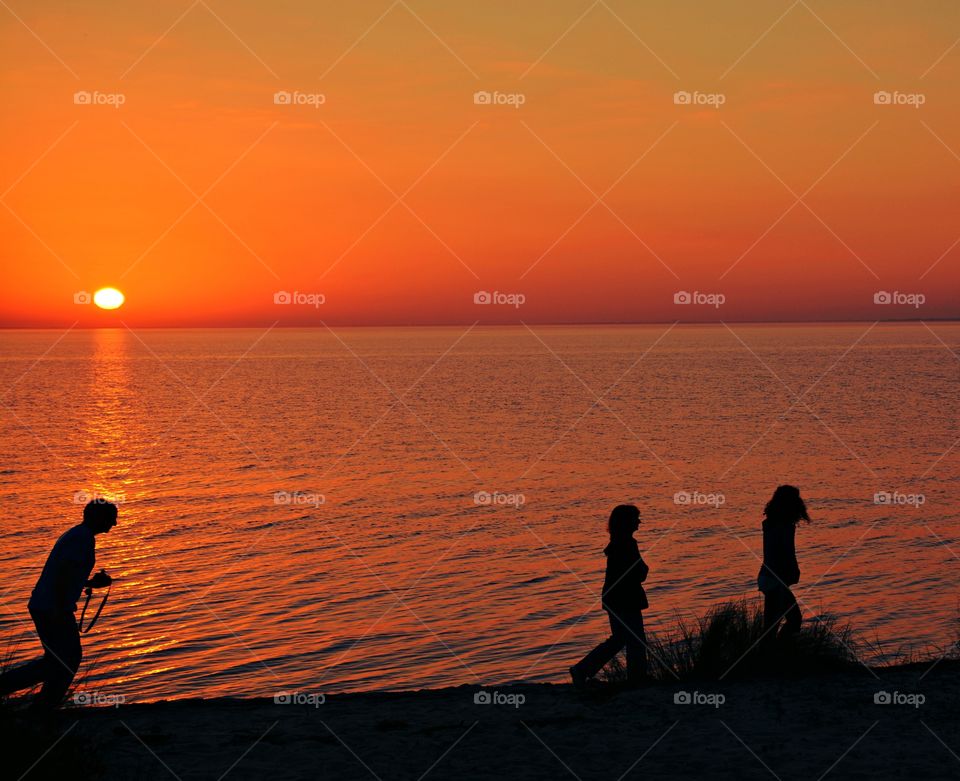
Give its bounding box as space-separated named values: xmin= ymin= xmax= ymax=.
xmin=0 ymin=323 xmax=957 ymax=701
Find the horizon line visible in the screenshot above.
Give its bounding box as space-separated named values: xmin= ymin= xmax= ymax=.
xmin=2 ymin=317 xmax=959 ymax=331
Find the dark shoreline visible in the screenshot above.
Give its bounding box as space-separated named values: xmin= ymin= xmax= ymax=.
xmin=44 ymin=659 xmax=958 ymax=780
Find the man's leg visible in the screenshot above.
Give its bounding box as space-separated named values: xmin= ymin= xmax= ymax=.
xmin=0 ymin=609 xmax=56 ymax=697
xmin=571 ymin=612 xmax=626 ymax=680
xmin=31 ymin=611 xmax=82 ymax=709
xmin=0 ymin=657 xmax=47 ymax=697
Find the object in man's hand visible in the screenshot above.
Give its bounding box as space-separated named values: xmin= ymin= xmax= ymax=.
xmin=88 ymin=569 xmax=112 ymax=589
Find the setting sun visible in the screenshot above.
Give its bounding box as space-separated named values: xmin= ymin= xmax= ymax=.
xmin=93 ymin=288 xmax=125 ymax=310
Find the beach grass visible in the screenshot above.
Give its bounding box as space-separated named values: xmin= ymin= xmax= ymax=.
xmin=601 ymin=598 xmax=863 ymax=684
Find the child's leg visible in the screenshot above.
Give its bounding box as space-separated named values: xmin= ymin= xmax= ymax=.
xmin=619 ymin=611 xmax=647 ymax=681
xmin=572 ymin=613 xmax=626 ymax=679
xmin=780 ymin=589 xmax=802 ymax=636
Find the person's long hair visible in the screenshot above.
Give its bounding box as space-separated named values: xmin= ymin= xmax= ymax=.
xmin=763 ymin=485 xmax=810 ymax=525
xmin=608 ymin=504 xmax=640 ymax=537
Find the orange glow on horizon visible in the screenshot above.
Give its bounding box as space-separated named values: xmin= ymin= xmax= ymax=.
xmin=1 ymin=2 xmax=959 ymax=327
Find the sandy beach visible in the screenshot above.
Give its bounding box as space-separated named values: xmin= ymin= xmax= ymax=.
xmin=58 ymin=660 xmax=958 ymax=780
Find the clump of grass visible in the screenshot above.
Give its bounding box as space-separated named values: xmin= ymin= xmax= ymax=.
xmin=602 ymin=598 xmax=862 ymax=684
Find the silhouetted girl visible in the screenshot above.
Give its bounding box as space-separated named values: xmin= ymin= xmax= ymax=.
xmin=570 ymin=504 xmax=649 ymax=686
xmin=758 ymin=485 xmax=810 ymax=646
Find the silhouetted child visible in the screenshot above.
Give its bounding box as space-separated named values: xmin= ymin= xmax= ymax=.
xmin=570 ymin=504 xmax=649 ymax=686
xmin=0 ymin=499 xmax=116 ymax=708
xmin=757 ymin=485 xmax=810 ymax=648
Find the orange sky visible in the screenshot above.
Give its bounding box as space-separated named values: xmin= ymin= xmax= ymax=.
xmin=1 ymin=1 xmax=959 ymax=327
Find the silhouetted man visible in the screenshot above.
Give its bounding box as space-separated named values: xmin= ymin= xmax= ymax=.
xmin=0 ymin=499 xmax=116 ymax=708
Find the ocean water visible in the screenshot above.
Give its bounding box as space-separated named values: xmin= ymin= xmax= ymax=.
xmin=0 ymin=323 xmax=957 ymax=702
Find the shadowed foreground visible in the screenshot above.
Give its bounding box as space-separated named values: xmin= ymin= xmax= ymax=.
xmin=55 ymin=660 xmax=959 ymax=780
